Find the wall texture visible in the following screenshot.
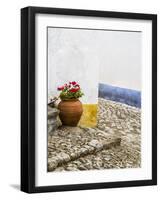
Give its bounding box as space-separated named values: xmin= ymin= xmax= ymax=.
xmin=48 ymin=27 xmax=99 ymax=104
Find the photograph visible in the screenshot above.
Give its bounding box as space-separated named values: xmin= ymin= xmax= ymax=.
xmin=21 ymin=6 xmax=157 ymax=193
xmin=47 ymin=27 xmax=141 ymax=172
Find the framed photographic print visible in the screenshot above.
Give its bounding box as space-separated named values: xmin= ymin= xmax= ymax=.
xmin=21 ymin=6 xmax=157 ymax=193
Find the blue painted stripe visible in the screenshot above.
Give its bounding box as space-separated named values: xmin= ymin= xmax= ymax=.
xmin=99 ymin=83 xmax=141 ymax=108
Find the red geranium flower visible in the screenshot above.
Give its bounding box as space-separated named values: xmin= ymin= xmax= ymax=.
xmin=71 ymin=81 xmax=77 ymax=85
xmin=64 ymin=84 xmax=68 ymax=88
xmin=69 ymin=88 xmax=80 ymax=92
xmin=57 ymin=86 xmax=64 ymax=91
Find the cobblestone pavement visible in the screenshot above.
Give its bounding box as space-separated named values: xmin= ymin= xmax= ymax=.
xmin=48 ymin=98 xmax=141 ymax=172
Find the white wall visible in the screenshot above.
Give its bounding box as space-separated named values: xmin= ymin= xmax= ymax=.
xmin=0 ymin=0 xmax=160 ymax=200
xmin=48 ymin=28 xmax=141 ymax=101
xmin=99 ymin=31 xmax=141 ymax=90
xmin=48 ymin=28 xmax=99 ymax=103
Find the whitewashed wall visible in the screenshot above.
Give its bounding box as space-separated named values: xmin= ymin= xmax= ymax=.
xmin=98 ymin=30 xmax=142 ymax=91
xmin=48 ymin=28 xmax=141 ymax=103
xmin=48 ymin=28 xmax=99 ymax=104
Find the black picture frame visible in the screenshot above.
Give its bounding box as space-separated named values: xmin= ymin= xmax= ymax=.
xmin=21 ymin=6 xmax=157 ymax=193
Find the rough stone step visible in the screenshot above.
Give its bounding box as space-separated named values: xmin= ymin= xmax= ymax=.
xmin=48 ymin=106 xmax=59 ymax=119
xmin=48 ymin=136 xmax=121 ymax=171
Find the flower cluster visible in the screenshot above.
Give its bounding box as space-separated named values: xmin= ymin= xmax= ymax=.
xmin=57 ymin=81 xmax=84 ymax=100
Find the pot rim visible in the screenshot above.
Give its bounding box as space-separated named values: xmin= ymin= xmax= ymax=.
xmin=60 ymin=98 xmax=80 ymax=102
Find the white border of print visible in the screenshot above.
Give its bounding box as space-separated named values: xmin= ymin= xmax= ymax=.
xmin=35 ymin=14 xmax=152 ymax=187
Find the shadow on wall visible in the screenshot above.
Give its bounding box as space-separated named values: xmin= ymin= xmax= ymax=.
xmin=99 ymin=83 xmax=141 ymax=108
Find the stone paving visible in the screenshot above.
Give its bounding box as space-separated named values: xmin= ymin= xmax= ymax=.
xmin=48 ymin=98 xmax=141 ymax=172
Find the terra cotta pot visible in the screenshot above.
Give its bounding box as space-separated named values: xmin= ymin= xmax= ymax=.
xmin=58 ymin=99 xmax=83 ymax=126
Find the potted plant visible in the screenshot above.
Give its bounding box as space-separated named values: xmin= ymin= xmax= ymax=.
xmin=57 ymin=81 xmax=84 ymax=126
